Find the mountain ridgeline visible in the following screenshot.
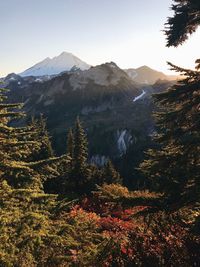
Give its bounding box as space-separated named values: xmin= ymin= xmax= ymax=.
xmin=3 ymin=58 xmax=175 ymax=187
xmin=124 ymin=65 xmax=177 ymax=84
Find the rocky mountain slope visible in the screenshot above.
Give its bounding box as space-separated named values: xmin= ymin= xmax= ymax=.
xmin=4 ymin=62 xmax=174 ymax=187
xmin=6 ymin=62 xmax=147 ymax=153
xmin=124 ymin=65 xmax=177 ymax=84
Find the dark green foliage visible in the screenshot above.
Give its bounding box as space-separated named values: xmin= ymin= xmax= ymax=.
xmin=165 ymin=0 xmax=200 ymax=47
xmin=0 ymin=88 xmax=63 ymax=190
xmin=140 ymin=61 xmax=200 ymax=203
xmin=61 ymin=118 xmax=123 ymax=194
xmin=47 ymin=118 xmax=123 ymax=195
xmin=0 ymin=88 xmax=39 ymax=189
xmin=67 ymin=118 xmax=91 ymax=192
xmin=66 ymin=127 xmax=74 ymax=176
xmin=0 ymin=180 xmax=104 ymax=266
xmin=102 ymin=160 xmax=122 ymax=184
xmin=50 ymin=118 xmax=92 ymax=195
xmin=73 ymin=117 xmax=88 ymax=170
xmin=30 ymin=115 xmax=54 ymax=161
xmin=67 ymin=128 xmax=74 ymax=160
xmin=37 ymin=115 xmax=54 ymax=159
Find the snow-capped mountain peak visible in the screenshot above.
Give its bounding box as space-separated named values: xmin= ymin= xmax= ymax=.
xmin=20 ymin=52 xmax=91 ymax=77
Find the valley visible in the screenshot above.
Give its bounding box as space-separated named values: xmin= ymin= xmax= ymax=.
xmin=2 ymin=55 xmax=175 ymax=188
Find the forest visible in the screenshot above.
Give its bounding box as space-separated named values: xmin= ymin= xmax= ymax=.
xmin=0 ymin=0 xmax=200 ymax=266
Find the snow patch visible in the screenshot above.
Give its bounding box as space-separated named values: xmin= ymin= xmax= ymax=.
xmin=35 ymin=78 xmax=43 ymax=82
xmin=117 ymin=130 xmax=127 ymax=155
xmin=133 ymin=90 xmax=146 ymax=102
xmin=36 ymin=94 xmax=44 ymax=103
xmin=117 ymin=130 xmax=132 ymax=156
xmin=23 ymin=98 xmax=30 ymax=106
xmin=109 ymin=62 xmax=117 ymax=69
xmin=125 ymin=69 xmax=138 ymax=80
xmin=90 ymin=155 xmax=108 ymax=166
xmin=44 ymin=99 xmax=54 ymax=106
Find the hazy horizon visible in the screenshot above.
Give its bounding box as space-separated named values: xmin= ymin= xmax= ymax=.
xmin=1 ymin=0 xmax=200 ymax=77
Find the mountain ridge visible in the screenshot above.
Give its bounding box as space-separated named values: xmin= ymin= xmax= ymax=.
xmin=4 ymin=61 xmax=175 ymax=184
xmin=124 ymin=65 xmax=177 ymax=84
xmin=16 ymin=51 xmax=178 ymax=84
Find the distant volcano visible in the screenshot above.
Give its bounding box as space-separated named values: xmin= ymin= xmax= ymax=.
xmin=20 ymin=51 xmax=91 ymax=77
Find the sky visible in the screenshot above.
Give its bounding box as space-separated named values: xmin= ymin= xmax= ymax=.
xmin=0 ymin=0 xmax=199 ymax=77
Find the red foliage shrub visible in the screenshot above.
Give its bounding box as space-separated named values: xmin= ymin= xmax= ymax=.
xmin=73 ymin=195 xmax=200 ymax=266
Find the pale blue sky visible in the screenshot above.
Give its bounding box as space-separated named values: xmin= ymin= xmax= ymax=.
xmin=0 ymin=0 xmax=199 ymax=77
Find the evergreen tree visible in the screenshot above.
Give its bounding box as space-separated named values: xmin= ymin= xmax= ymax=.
xmin=140 ymin=0 xmax=200 ymax=204
xmin=0 ymin=88 xmax=64 ymax=190
xmin=140 ymin=61 xmax=200 ymax=203
xmin=0 ymin=179 xmax=80 ymax=266
xmin=70 ymin=117 xmax=91 ymax=192
xmin=165 ymin=0 xmax=200 ymax=47
xmin=73 ymin=117 xmax=88 ymax=169
xmin=102 ymin=160 xmax=122 ymax=185
xmin=66 ymin=127 xmax=74 ymax=172
xmin=0 ymin=88 xmax=38 ymax=188
xmin=67 ymin=128 xmax=74 ymax=159
xmin=50 ymin=120 xmax=91 ymax=195
xmin=38 ymin=114 xmax=54 ymax=158
xmin=29 ymin=115 xmax=54 ymax=161
xmin=49 ymin=128 xmax=74 ymax=195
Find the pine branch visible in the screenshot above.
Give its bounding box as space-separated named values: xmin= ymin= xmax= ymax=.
xmin=25 ymin=155 xmax=70 ymax=169
xmin=0 ymin=103 xmax=23 ymax=110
